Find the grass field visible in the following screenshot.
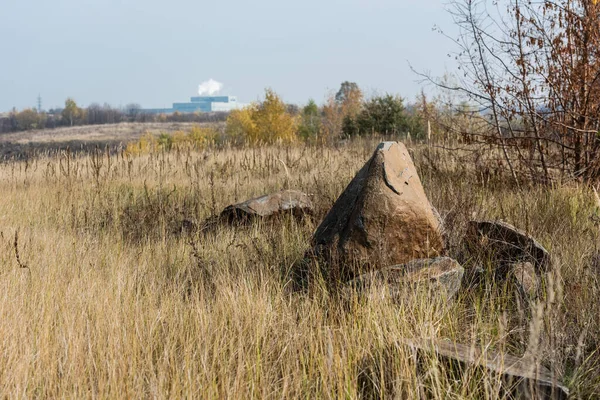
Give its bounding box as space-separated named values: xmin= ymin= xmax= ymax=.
xmin=0 ymin=122 xmax=221 ymax=159
xmin=0 ymin=137 xmax=598 ymax=397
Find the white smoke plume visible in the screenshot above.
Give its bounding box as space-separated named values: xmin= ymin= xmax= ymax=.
xmin=198 ymin=79 xmax=223 ymax=96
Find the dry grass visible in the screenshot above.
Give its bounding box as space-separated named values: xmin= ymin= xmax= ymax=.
xmin=0 ymin=122 xmax=217 ymax=144
xmin=0 ymin=138 xmax=598 ymax=398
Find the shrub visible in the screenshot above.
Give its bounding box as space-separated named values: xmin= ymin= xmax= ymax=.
xmin=226 ymin=106 xmax=258 ymax=144
xmin=157 ymin=133 xmax=173 ymax=150
xmin=125 ymin=132 xmax=159 ymax=155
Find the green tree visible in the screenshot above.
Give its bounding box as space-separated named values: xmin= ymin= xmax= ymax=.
xmin=355 ymin=94 xmax=409 ymax=136
xmin=298 ymin=99 xmax=321 ymax=140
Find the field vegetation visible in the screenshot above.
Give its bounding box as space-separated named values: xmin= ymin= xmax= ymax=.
xmin=3 ymin=0 xmax=600 ymax=395
xmin=0 ymin=137 xmax=598 ymax=397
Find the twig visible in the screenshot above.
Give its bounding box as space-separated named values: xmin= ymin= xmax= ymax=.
xmin=14 ymin=230 xmax=28 ymax=269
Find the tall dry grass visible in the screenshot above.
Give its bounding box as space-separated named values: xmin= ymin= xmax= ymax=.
xmin=0 ymin=138 xmax=598 ymax=398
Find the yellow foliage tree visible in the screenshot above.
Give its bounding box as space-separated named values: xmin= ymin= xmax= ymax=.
xmin=226 ymin=106 xmax=257 ymax=144
xmin=62 ymin=98 xmax=83 ymax=126
xmin=252 ymin=89 xmax=297 ymax=144
xmin=225 ymin=89 xmax=297 ymax=145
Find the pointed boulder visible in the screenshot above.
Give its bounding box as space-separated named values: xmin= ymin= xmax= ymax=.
xmin=310 ymin=142 xmax=444 ymax=279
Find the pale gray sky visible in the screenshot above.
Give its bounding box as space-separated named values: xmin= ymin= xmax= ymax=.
xmin=0 ymin=0 xmax=457 ymax=111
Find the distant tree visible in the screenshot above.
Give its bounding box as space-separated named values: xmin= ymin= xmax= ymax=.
xmin=286 ymin=104 xmax=300 ymax=116
xmin=226 ymin=106 xmax=257 ymax=144
xmin=62 ymin=98 xmax=82 ymax=126
xmin=336 ymin=81 xmax=359 ymax=103
xmin=298 ymin=99 xmax=321 ymax=140
xmin=304 ymin=98 xmax=319 ymax=116
xmin=124 ymin=103 xmax=141 ymax=122
xmin=322 ymin=82 xmax=364 ymax=142
xmin=252 ymin=88 xmax=297 ymax=143
xmin=104 ymin=103 xmax=123 ymax=124
xmin=342 ymin=114 xmax=360 ymax=137
xmin=225 ymin=88 xmax=297 ymax=144
xmin=15 ymin=108 xmax=46 ymax=131
xmin=8 ymin=108 xmax=18 ymax=131
xmin=87 ymin=103 xmax=103 ymax=125
xmin=353 ymin=94 xmax=409 ymax=136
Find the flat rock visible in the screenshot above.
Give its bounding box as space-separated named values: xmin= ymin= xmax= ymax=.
xmin=359 ymin=339 xmax=569 ymax=399
xmin=220 ymin=189 xmax=312 ymax=223
xmin=310 ymin=142 xmax=444 ymax=280
xmin=348 ymin=257 xmax=464 ymax=301
xmin=467 ymin=220 xmax=550 ymax=274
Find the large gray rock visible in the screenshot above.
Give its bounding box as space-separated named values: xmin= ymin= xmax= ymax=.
xmin=348 ymin=257 xmax=464 ymax=301
xmin=310 ymin=142 xmax=444 ymax=280
xmin=466 ymin=220 xmax=550 ymax=274
xmin=220 ymin=190 xmax=312 ymax=223
xmin=359 ymin=339 xmax=569 ymax=399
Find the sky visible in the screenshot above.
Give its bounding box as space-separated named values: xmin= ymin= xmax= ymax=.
xmin=0 ymin=0 xmax=458 ymax=111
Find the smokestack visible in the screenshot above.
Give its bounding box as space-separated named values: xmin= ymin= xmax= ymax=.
xmin=198 ymin=79 xmax=223 ymax=96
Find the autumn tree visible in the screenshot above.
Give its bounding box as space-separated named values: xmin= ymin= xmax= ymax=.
xmin=15 ymin=108 xmax=46 ymax=130
xmin=321 ymin=81 xmax=363 ymax=142
xmin=226 ymin=106 xmax=258 ymax=144
xmin=253 ymin=88 xmax=297 ymax=143
xmin=62 ymin=98 xmax=83 ymax=126
xmin=225 ymin=88 xmax=297 ymax=145
xmin=432 ymin=0 xmax=600 ymax=182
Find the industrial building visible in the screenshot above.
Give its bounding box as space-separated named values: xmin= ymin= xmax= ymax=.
xmin=143 ymin=95 xmax=247 ymax=114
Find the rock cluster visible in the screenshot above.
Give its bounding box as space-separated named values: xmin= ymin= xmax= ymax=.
xmin=224 ymin=141 xmax=566 ymax=397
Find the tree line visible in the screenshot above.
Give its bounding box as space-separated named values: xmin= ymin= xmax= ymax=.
xmin=225 ymin=83 xmax=436 ymax=145
xmin=0 ymin=98 xmax=229 ymax=134
xmin=125 ymin=82 xmax=461 ymax=154
xmin=2 ymin=86 xmax=449 ymax=145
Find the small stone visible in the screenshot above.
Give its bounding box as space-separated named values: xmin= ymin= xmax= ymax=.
xmin=220 ymin=189 xmax=312 ymax=223
xmin=466 ymin=220 xmax=550 ymax=274
xmin=347 ymin=257 xmax=464 ymax=301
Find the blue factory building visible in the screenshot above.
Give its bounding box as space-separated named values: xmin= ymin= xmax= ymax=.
xmin=143 ymin=95 xmax=246 ymax=114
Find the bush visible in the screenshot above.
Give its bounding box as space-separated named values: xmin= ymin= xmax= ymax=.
xmin=125 ymin=132 xmax=160 ymax=155
xmin=226 ymin=107 xmax=258 ymax=144
xmin=125 ymin=126 xmax=221 ymax=155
